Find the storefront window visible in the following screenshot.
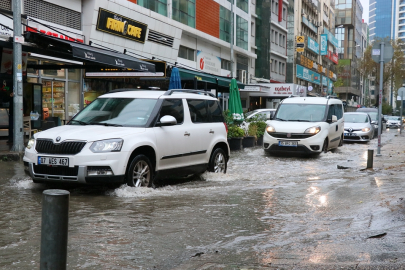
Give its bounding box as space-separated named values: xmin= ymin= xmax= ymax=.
xmin=68 ymin=69 xmax=80 ymax=81
xmin=42 ymin=80 xmax=65 ymax=122
xmin=83 ymin=79 xmax=110 ymax=107
xmin=68 ymin=82 xmax=80 ymax=120
xmin=41 ymin=61 xmax=65 ymax=78
xmin=27 ymin=59 xmax=38 ymax=76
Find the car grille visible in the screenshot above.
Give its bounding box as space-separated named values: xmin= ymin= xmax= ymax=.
xmin=33 ymin=165 xmax=79 ymax=176
xmin=344 ymin=128 xmax=362 ymax=131
xmin=270 ymin=132 xmax=314 ymax=139
xmin=35 ymin=139 xmax=86 ymax=155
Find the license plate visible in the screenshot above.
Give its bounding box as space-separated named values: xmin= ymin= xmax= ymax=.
xmin=38 ymin=156 xmax=69 ymax=166
xmin=344 ymin=133 xmax=356 ymax=136
xmin=279 ymin=141 xmax=298 ymax=147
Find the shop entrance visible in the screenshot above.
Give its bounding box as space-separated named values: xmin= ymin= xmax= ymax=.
xmin=249 ymin=96 xmax=263 ymax=111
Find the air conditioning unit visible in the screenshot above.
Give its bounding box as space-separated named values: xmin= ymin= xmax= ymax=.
xmin=238 ymin=70 xmax=247 ymax=84
xmin=301 ymin=9 xmax=306 ymax=16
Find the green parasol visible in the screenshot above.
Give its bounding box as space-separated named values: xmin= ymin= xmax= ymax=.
xmin=228 ymin=78 xmax=244 ymax=123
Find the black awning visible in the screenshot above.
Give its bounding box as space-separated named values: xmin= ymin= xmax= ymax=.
xmin=24 ymin=32 xmax=155 ymax=72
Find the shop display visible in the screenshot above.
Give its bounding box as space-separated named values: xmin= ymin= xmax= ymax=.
xmin=42 ymin=81 xmax=65 ymax=122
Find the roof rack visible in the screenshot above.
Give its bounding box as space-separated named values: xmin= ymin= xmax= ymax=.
xmin=108 ymin=88 xmax=162 ymax=93
xmin=164 ymin=89 xmax=215 ymax=98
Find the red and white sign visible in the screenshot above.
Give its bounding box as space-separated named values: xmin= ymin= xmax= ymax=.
xmin=327 ymin=50 xmax=339 ymax=64
xmin=247 ymin=84 xmax=307 ymax=97
xmin=196 ymin=50 xmax=221 ymax=75
xmin=26 ymin=19 xmax=84 ymax=43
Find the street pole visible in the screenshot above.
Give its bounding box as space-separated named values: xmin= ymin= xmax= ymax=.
xmin=377 ymin=42 xmax=384 ymax=156
xmin=230 ymin=0 xmax=234 ymax=78
xmin=401 ymin=91 xmax=404 ymax=134
xmin=12 ymin=0 xmax=24 ymax=152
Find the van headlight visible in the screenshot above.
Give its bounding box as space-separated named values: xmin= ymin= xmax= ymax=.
xmin=266 ymin=125 xmax=276 ymax=133
xmin=362 ymin=127 xmax=371 ymax=132
xmin=26 ymin=138 xmax=35 ymax=149
xmin=90 ymin=139 xmax=123 ymax=153
xmin=304 ymin=126 xmax=321 ymax=134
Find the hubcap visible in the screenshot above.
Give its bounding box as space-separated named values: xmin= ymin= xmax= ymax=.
xmin=214 ymin=152 xmax=225 ymax=173
xmin=132 ymin=160 xmax=150 ymax=187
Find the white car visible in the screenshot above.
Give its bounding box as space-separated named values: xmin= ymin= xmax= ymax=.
xmin=263 ymin=96 xmax=344 ymax=155
xmin=241 ymin=109 xmax=276 ymax=132
xmin=386 ymin=116 xmax=401 ymax=129
xmin=343 ymin=112 xmax=375 ymax=142
xmin=23 ymin=89 xmax=230 ymax=187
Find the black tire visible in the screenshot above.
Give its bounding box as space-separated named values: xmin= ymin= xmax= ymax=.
xmin=126 ymin=155 xmax=153 ymax=187
xmin=322 ymin=139 xmax=328 ymax=153
xmin=208 ymin=148 xmax=227 ymax=173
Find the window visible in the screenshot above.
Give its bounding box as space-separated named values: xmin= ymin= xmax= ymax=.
xmin=274 ymin=60 xmax=278 ymax=73
xmin=186 ymin=100 xmax=224 ymax=123
xmin=271 ymin=59 xmax=274 ymax=71
xmin=237 ymin=0 xmax=248 ymax=12
xmin=236 ymin=15 xmax=248 ymax=50
xmin=251 ymin=22 xmax=255 ymax=37
xmin=172 ymin=0 xmax=195 ymax=28
xmin=271 ymin=30 xmax=274 ymax=43
xmin=275 ymin=2 xmax=278 ymax=15
xmin=159 ymin=99 xmax=184 ymax=124
xmin=279 ymin=33 xmax=282 ymax=46
xmin=178 ymin=46 xmax=195 ymax=61
xmin=283 ymin=35 xmax=286 ymax=47
xmin=220 ymin=6 xmax=232 ymax=43
xmin=283 ymin=7 xmax=286 ymax=20
xmin=275 ymin=31 xmax=278 ymax=44
xmin=278 ymin=62 xmax=281 ymax=74
xmin=221 ymin=58 xmax=231 ymax=70
xmin=137 ymin=0 xmax=167 ymax=16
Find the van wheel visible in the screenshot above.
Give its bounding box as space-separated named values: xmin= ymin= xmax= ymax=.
xmin=322 ymin=139 xmax=328 ymax=153
xmin=126 ymin=155 xmax=153 ymax=187
xmin=208 ymin=148 xmax=227 ymax=173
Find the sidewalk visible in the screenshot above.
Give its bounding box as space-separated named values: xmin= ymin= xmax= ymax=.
xmin=0 ymin=137 xmax=24 ymax=161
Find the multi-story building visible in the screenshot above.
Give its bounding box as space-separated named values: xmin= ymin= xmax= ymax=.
xmin=369 ymin=0 xmax=396 ymax=41
xmin=291 ymin=0 xmax=338 ymax=96
xmin=334 ymin=0 xmax=363 ymax=106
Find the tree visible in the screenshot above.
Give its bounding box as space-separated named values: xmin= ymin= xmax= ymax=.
xmin=358 ymin=38 xmax=405 ymax=107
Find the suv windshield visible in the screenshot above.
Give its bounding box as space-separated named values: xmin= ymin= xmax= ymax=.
xmin=70 ymin=98 xmax=158 ymax=127
xmin=344 ymin=114 xmax=368 ymax=123
xmin=275 ymin=104 xmax=326 ymax=122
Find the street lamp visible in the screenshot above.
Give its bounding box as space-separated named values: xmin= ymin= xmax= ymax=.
xmin=346 ymin=44 xmax=361 ymax=106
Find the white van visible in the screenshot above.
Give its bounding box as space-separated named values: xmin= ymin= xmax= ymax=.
xmin=263 ymin=96 xmax=344 ymax=155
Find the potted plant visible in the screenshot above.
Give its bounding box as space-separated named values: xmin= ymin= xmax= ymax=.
xmin=224 ymin=110 xmax=244 ymax=150
xmin=244 ymin=112 xmax=267 ymax=146
xmin=255 ymin=121 xmax=267 ymax=146
xmin=242 ymin=123 xmax=257 ymax=148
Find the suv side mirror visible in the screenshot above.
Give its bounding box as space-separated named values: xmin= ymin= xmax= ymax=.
xmin=157 ymin=115 xmax=177 ymax=126
xmin=331 ymin=115 xmax=337 ymax=123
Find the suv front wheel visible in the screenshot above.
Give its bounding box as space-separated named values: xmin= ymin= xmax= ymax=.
xmin=208 ymin=148 xmax=227 ymax=173
xmin=127 ymin=155 xmax=153 ymax=187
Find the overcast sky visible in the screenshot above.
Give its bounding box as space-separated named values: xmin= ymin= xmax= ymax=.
xmin=360 ymin=0 xmax=369 ymax=23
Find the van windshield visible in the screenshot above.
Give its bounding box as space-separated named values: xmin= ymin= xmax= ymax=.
xmin=69 ymin=98 xmax=158 ymax=127
xmin=275 ymin=104 xmax=326 ymax=122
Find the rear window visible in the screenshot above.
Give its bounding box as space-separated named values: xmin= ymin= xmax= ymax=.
xmin=187 ymin=99 xmax=224 ymax=123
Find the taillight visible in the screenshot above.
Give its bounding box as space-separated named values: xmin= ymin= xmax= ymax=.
xmin=223 ymin=122 xmax=228 ymax=133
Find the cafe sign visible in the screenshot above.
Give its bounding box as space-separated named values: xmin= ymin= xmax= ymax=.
xmin=96 ymin=8 xmax=148 ymax=43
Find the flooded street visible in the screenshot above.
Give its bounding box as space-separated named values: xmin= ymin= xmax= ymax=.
xmin=1 ymin=130 xmax=405 ymax=269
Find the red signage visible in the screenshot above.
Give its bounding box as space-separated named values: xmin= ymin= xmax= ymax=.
xmin=26 ymin=27 xmax=84 ymax=43
xmin=278 ymin=0 xmax=283 ymax=22
xmin=327 ymin=50 xmax=338 ymax=64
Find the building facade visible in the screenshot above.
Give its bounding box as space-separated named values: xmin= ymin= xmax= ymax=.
xmin=369 ymin=0 xmax=396 ymax=41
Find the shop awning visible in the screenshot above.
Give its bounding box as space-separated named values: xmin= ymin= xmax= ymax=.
xmin=177 ymin=67 xmax=245 ymax=89
xmin=24 ymin=32 xmax=155 ymax=72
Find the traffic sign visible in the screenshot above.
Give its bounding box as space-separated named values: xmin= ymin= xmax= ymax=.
xmin=296 ymin=47 xmax=304 ymax=52
xmin=296 ymin=36 xmax=304 ymax=43
xmin=371 ymin=42 xmax=393 ymax=63
xmin=398 ymin=87 xmax=405 ymax=100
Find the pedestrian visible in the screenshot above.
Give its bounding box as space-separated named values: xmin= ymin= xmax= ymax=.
xmin=5 ymin=91 xmax=14 ymax=144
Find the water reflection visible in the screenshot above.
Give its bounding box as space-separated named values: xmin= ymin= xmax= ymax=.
xmin=306 ymin=186 xmax=328 ymax=207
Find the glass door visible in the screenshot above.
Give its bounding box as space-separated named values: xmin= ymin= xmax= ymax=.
xmin=42 ymin=80 xmax=65 ymax=122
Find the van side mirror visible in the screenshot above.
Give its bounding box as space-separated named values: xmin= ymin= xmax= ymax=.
xmin=331 ymin=115 xmax=337 ymax=123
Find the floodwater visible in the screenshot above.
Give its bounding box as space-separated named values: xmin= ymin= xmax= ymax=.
xmin=1 ymin=130 xmax=405 ymax=269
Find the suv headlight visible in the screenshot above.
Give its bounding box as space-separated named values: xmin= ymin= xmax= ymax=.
xmin=266 ymin=125 xmax=276 ymax=133
xmin=27 ymin=138 xmax=35 ymax=149
xmin=304 ymin=126 xmax=321 ymax=134
xmin=90 ymin=139 xmax=123 ymax=153
xmin=362 ymin=127 xmax=371 ymax=132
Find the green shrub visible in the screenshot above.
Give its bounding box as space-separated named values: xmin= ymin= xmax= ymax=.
xmin=227 ymin=125 xmax=245 ymax=138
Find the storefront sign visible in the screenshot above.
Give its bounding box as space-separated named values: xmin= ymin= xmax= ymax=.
xmin=241 ymin=85 xmax=271 ymax=92
xmin=322 ymin=76 xmax=328 ymax=86
xmin=246 ymin=84 xmax=307 ymax=97
xmin=1 ymin=49 xmax=28 ymax=75
xmin=320 ymin=34 xmax=327 ymax=56
xmin=96 ymin=8 xmax=147 ymax=43
xmin=26 ymin=19 xmax=84 ymax=43
xmin=196 ymin=51 xmax=221 ymax=75
xmin=329 ymin=79 xmax=333 ymax=91
xmin=331 ymin=53 xmax=338 ymax=64
xmin=308 ymin=37 xmax=319 ymax=54
xmin=324 ymin=28 xmax=338 ymax=48
xmin=0 ymin=17 xmax=15 ymax=37
xmin=296 ymin=64 xmax=320 ymax=85
xmin=85 ymin=72 xmax=164 ymax=77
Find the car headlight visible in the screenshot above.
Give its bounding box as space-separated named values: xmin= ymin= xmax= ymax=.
xmin=90 ymin=139 xmax=123 ymax=153
xmin=266 ymin=125 xmax=276 ymax=133
xmin=304 ymin=126 xmax=321 ymax=134
xmin=362 ymin=127 xmax=371 ymax=132
xmin=26 ymin=138 xmax=35 ymax=149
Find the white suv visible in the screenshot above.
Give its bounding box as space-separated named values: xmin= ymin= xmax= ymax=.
xmin=263 ymin=96 xmax=344 ymax=155
xmin=23 ymin=89 xmax=230 ymax=187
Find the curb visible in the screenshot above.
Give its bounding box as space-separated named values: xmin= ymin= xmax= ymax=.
xmin=0 ymin=152 xmax=23 ymax=161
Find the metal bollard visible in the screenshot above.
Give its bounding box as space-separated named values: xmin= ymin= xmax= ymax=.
xmin=367 ymin=149 xmax=374 ymax=169
xmin=40 ymin=189 xmax=70 ymax=270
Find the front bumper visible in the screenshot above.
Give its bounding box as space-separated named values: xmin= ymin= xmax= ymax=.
xmin=263 ymin=132 xmax=325 ymax=154
xmin=343 ymin=131 xmax=372 ymax=142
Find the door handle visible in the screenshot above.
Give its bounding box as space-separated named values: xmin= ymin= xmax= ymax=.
xmin=184 ymin=132 xmax=190 ymax=136
xmin=209 ymin=129 xmax=214 ymax=134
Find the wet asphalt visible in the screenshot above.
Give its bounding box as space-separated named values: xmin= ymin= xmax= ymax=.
xmin=0 ymin=129 xmax=405 ymax=270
